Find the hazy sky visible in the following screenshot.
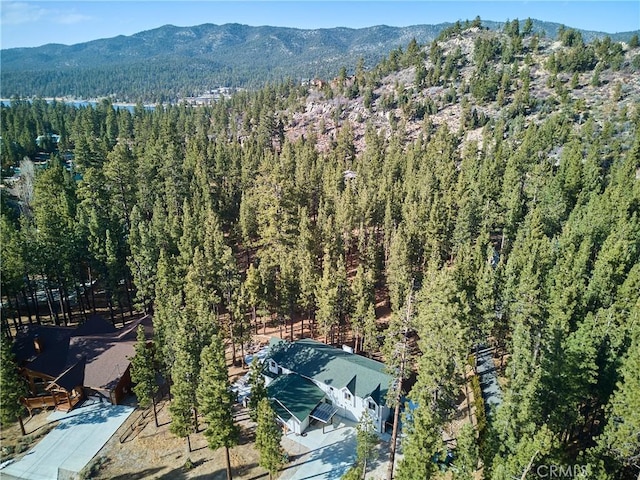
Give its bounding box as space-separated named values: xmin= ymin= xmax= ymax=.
xmin=2 ymin=1 xmax=639 ymax=49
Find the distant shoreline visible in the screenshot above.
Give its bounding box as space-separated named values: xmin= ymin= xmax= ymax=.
xmin=0 ymin=97 xmax=154 ymax=108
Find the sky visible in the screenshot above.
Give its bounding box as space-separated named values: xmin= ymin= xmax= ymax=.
xmin=1 ymin=1 xmax=639 ymax=49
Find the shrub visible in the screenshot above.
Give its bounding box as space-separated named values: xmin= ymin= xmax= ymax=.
xmin=79 ymin=456 xmax=108 ymax=480
xmin=470 ymin=373 xmax=487 ymax=441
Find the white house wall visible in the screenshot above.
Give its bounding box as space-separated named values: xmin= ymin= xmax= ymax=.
xmin=283 ymin=415 xmax=307 ymax=435
xmin=300 ymin=416 xmax=309 ymax=433
xmin=284 ymin=417 xmax=300 ymax=435
xmin=269 ymin=359 xmax=389 ymax=433
xmin=309 ymin=377 xmax=387 ymax=433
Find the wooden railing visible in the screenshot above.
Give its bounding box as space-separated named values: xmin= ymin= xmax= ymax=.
xmin=21 ymin=395 xmax=60 ymax=416
xmin=21 ymin=389 xmax=84 ymax=415
xmin=119 ymin=384 xmax=170 ymax=443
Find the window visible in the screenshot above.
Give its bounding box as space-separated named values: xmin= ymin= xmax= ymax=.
xmin=368 ymin=400 xmax=376 ymax=411
xmin=344 ymin=392 xmax=352 ymax=401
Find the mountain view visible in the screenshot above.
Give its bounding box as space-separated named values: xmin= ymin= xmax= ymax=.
xmin=1 ymin=19 xmax=638 ymax=101
xmin=1 ymin=15 xmax=639 ymax=480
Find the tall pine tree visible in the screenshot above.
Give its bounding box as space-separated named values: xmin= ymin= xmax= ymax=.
xmin=255 ymin=398 xmax=285 ymax=480
xmin=196 ymin=334 xmax=239 ymax=480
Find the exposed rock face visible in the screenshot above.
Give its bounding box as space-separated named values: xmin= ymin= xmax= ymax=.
xmin=282 ymin=28 xmax=640 ymax=156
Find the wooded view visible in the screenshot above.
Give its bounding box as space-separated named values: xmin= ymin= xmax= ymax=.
xmin=1 ymin=18 xmax=639 ymax=480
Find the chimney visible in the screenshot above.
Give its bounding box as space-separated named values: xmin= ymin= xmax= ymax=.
xmin=34 ymin=335 xmax=44 ymax=354
xmin=342 ymin=345 xmax=354 ymax=354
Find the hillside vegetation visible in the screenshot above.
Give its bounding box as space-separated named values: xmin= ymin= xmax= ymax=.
xmin=1 ymin=19 xmax=639 ymax=480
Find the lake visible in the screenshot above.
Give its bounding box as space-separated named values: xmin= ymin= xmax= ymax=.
xmin=0 ymin=98 xmax=155 ymax=113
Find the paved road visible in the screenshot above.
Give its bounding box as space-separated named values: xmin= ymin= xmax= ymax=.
xmin=1 ymin=400 xmax=133 ymax=480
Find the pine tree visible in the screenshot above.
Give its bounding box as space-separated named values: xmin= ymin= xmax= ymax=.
xmin=241 ymin=264 xmax=264 ymax=334
xmin=475 ymin=240 xmax=501 ymax=348
xmin=386 ymin=225 xmax=411 ymax=312
xmin=356 ymin=410 xmax=378 ymax=478
xmin=596 ymin=328 xmax=640 ymax=475
xmin=153 ymin=249 xmax=182 ymax=372
xmin=383 ymin=284 xmax=415 ymax=480
xmin=296 ymin=208 xmax=318 ymax=337
xmin=453 ymin=423 xmax=479 ymax=480
xmin=184 ymin=248 xmax=218 ymax=352
xmin=104 ymin=141 xmax=137 ymax=232
xmin=395 ymin=398 xmax=441 ymax=480
xmin=169 ymin=312 xmax=200 ymax=453
xmin=279 ymin=250 xmax=300 ymax=341
xmin=255 ymin=398 xmax=284 ymax=480
xmin=351 ymin=264 xmax=377 ymax=353
xmin=396 ymin=266 xmax=467 ymax=479
xmin=31 ymin=161 xmax=79 ymax=325
xmin=0 ymin=215 xmax=27 ymax=324
xmin=415 ymin=266 xmax=468 ymax=422
xmin=0 ymin=336 xmax=27 ymax=435
xmin=316 ymin=251 xmax=339 ymax=343
xmin=247 ymin=359 xmax=267 ymax=422
xmin=130 ymin=324 xmax=158 ymax=426
xmin=489 ymin=424 xmax=556 ymax=480
xmin=335 ymin=255 xmax=352 ymax=343
xmin=128 ymin=206 xmax=159 ymax=313
xmin=196 ymin=334 xmax=239 ymax=480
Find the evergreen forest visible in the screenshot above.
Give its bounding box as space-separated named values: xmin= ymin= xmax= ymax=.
xmin=1 ymin=19 xmax=639 ymax=480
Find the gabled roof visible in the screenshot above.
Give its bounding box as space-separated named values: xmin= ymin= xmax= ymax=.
xmin=267 ymin=373 xmax=326 ymax=422
xmin=271 ymin=400 xmax=293 ymax=423
xmin=17 ymin=315 xmax=153 ymax=393
xmin=268 ymin=339 xmax=392 ymax=405
xmin=67 ymin=335 xmax=135 ymax=391
xmin=72 ymin=315 xmax=116 ymax=337
xmin=47 ymin=357 xmax=86 ymax=392
xmin=13 ymin=324 xmax=74 ymax=365
xmin=66 ymin=315 xmax=152 ymax=391
xmin=23 ymin=336 xmax=71 ymax=378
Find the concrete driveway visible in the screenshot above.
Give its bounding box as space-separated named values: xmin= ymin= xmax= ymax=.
xmin=280 ymin=418 xmax=358 ymax=480
xmin=0 ymin=399 xmax=133 ymax=480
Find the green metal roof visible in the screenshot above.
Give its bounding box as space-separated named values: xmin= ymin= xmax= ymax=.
xmin=271 ymin=399 xmax=292 ymax=423
xmin=267 ymin=373 xmax=326 ymax=422
xmin=269 ymin=339 xmax=393 ymax=405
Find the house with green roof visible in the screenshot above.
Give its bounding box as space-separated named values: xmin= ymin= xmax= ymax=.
xmin=265 ymin=338 xmax=393 ymax=434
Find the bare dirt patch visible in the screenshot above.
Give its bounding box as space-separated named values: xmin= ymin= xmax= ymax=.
xmin=91 ymin=324 xmax=300 ymax=480
xmin=91 ymin=398 xmax=263 ymax=480
xmin=1 ymin=410 xmax=58 ymax=467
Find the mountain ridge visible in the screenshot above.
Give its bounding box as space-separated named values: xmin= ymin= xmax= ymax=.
xmin=2 ymin=20 xmax=638 ymax=101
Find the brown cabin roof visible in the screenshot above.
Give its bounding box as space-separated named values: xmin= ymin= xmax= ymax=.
xmin=72 ymin=315 xmax=117 ymax=337
xmin=13 ymin=324 xmax=74 ymax=365
xmin=20 ymin=315 xmax=153 ymax=394
xmin=66 ymin=316 xmax=151 ymax=391
xmin=67 ymin=336 xmax=135 ymax=391
xmin=47 ymin=357 xmax=86 ymax=392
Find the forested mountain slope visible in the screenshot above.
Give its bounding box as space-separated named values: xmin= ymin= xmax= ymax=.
xmin=1 ymin=19 xmax=638 ymax=102
xmin=1 ymin=21 xmax=639 ymax=480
